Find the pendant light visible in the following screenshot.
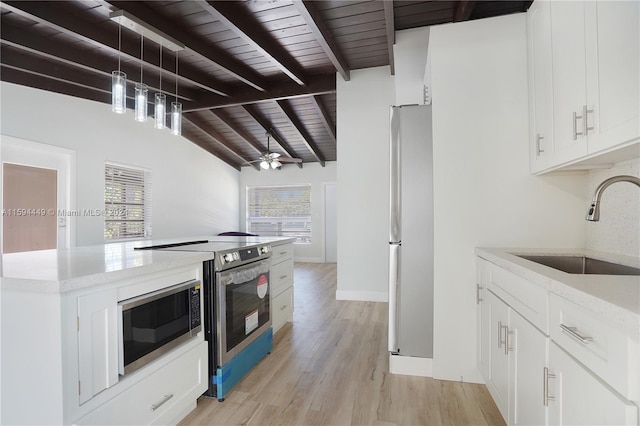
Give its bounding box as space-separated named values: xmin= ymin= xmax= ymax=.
xmin=134 ymin=34 xmax=148 ymax=122
xmin=111 ymin=21 xmax=126 ymax=114
xmin=171 ymin=50 xmax=182 ymax=136
xmin=154 ymin=44 xmax=166 ymax=129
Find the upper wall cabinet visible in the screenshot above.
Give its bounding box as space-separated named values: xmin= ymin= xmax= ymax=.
xmin=527 ymin=0 xmax=640 ymax=174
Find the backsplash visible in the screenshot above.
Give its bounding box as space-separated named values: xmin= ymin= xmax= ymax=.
xmin=586 ymin=158 xmax=640 ymax=257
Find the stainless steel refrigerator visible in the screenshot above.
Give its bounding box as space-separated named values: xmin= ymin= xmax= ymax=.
xmin=388 ymin=104 xmax=434 ymax=359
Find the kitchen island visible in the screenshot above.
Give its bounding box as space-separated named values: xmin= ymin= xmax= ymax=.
xmin=1 ymin=240 xmax=214 ymax=425
xmin=475 ymin=247 xmax=639 ymax=425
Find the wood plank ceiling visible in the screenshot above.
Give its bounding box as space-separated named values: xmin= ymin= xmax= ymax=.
xmin=0 ymin=0 xmax=532 ymax=170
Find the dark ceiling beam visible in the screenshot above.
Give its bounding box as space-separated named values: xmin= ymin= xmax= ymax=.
xmin=181 ymin=128 xmax=241 ymax=171
xmin=0 ymin=64 xmax=127 ymax=107
xmin=292 ymin=1 xmax=350 ymax=82
xmin=183 ymin=113 xmax=260 ymax=170
xmin=183 ymin=74 xmax=336 ymax=112
xmin=275 ymin=100 xmax=325 ymax=167
xmin=383 ymin=1 xmax=396 ymax=75
xmin=309 ymin=96 xmax=336 ymax=143
xmin=0 ymin=1 xmax=228 ymax=97
xmin=105 ymin=1 xmax=268 ymax=92
xmin=196 ymin=1 xmax=307 ymax=86
xmin=207 ymin=110 xmax=265 ymax=156
xmin=0 ymin=23 xmax=197 ymax=102
xmin=241 ymin=105 xmax=303 ymax=169
xmin=454 ymin=1 xmax=476 ymax=22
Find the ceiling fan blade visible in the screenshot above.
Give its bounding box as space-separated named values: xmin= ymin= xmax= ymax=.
xmin=269 ymin=152 xmax=281 ymax=159
xmin=278 ymin=157 xmax=302 ymax=163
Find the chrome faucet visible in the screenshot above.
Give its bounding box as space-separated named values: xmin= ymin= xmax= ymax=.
xmin=586 ymin=175 xmax=640 ymax=221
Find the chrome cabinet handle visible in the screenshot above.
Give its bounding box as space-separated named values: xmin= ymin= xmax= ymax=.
xmin=543 ymin=367 xmax=555 ymax=407
xmin=497 ymin=321 xmax=504 ymax=349
xmin=560 ymin=324 xmax=593 ymax=344
xmin=573 ymin=111 xmax=584 ymax=140
xmin=151 ymin=394 xmax=174 ymax=411
xmin=280 ymin=304 xmax=288 ymax=311
xmin=536 ymin=133 xmax=544 ymax=156
xmin=279 ymin=251 xmax=288 ymax=256
xmin=584 ymin=105 xmax=594 ymax=134
xmin=476 ymin=284 xmax=483 ymax=304
xmin=504 ymin=326 xmax=513 ymax=355
xmin=280 ymin=275 xmax=288 ymax=279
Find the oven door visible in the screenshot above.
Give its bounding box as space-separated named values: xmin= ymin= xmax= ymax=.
xmin=216 ymin=258 xmax=271 ymax=366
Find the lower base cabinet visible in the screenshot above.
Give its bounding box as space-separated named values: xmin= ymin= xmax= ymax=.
xmin=548 ymin=342 xmax=637 ymax=426
xmin=75 ymin=341 xmax=207 ymax=425
xmin=272 ymin=286 xmax=294 ymax=333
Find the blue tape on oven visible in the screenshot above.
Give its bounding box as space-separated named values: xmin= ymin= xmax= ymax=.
xmin=214 ymin=367 xmax=233 ymax=385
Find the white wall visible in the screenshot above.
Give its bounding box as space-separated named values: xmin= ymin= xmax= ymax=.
xmin=239 ymin=162 xmax=336 ymax=262
xmin=394 ymin=27 xmax=430 ymax=106
xmin=336 ymin=66 xmax=395 ymax=301
xmin=0 ymin=82 xmax=239 ymax=246
xmin=586 ymin=158 xmax=640 ymax=257
xmin=429 ymin=14 xmax=587 ymax=383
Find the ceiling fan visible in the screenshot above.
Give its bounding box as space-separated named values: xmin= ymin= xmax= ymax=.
xmin=247 ymin=130 xmax=302 ymax=170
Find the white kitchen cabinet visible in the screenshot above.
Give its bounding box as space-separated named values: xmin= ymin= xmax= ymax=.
xmin=508 ymin=309 xmax=547 ymax=426
xmin=478 ymin=258 xmax=550 ymax=425
xmin=548 ymin=342 xmax=638 ymax=426
xmin=270 ymin=242 xmax=294 ymax=334
xmin=526 ymin=0 xmax=554 ymax=173
xmin=486 ymin=290 xmax=510 ymax=420
xmin=528 ymin=0 xmax=640 ymax=173
xmin=77 ymin=289 xmax=119 ymax=404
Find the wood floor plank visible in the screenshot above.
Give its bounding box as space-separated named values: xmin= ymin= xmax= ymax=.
xmin=179 ymin=262 xmax=504 ymax=426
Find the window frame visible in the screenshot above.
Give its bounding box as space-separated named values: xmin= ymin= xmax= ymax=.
xmin=104 ymin=162 xmax=152 ymax=241
xmin=246 ymin=184 xmax=312 ymax=244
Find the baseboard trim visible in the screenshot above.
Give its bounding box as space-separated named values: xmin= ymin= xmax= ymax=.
xmin=294 ymin=257 xmax=324 ymax=263
xmin=335 ymin=290 xmax=387 ymax=302
xmin=389 ymin=354 xmax=433 ymax=377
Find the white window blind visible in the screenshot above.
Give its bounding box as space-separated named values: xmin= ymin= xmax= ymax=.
xmin=104 ymin=163 xmax=152 ymax=240
xmin=247 ymin=185 xmax=311 ymax=244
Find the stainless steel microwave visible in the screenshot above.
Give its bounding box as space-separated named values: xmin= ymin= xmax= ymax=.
xmin=117 ymin=279 xmax=202 ymax=375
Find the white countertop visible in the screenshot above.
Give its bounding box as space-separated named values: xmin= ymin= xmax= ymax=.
xmin=476 ymin=247 xmax=640 ymax=335
xmin=0 ymin=236 xmax=294 ymax=294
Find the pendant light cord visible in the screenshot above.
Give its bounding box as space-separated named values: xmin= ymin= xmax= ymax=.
xmin=159 ymin=44 xmax=162 ymax=93
xmin=140 ymin=34 xmax=143 ymax=83
xmin=117 ymin=22 xmax=121 ymax=72
xmin=175 ymin=50 xmax=179 ymax=102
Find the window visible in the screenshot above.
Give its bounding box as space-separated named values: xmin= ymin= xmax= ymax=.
xmin=104 ymin=163 xmax=151 ymax=240
xmin=247 ymin=185 xmax=311 ymax=244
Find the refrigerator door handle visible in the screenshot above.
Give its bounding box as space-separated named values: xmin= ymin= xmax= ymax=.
xmin=388 ymin=243 xmax=400 ymax=353
xmin=389 ymin=106 xmax=402 ymax=243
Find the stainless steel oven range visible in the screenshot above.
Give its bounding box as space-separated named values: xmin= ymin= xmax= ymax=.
xmin=136 ymin=240 xmax=273 ymax=401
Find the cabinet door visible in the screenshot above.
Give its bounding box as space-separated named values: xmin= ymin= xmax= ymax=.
xmin=77 ymin=289 xmax=119 ymax=404
xmin=550 ymin=0 xmax=589 ymax=164
xmin=487 ymin=290 xmax=509 ymax=420
xmin=548 ymin=343 xmax=638 ymax=426
xmin=527 ymin=0 xmax=554 ymax=173
xmin=509 ymin=310 xmax=548 ymax=426
xmin=584 ymin=0 xmax=640 ymax=153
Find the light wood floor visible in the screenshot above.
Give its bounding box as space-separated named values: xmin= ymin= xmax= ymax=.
xmin=180 ymin=263 xmax=504 ymax=426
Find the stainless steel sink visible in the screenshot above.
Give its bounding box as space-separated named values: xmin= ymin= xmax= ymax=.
xmin=515 ymin=255 xmax=640 ymax=276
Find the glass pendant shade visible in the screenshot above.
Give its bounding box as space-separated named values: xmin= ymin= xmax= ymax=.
xmin=154 ymin=93 xmax=166 ymax=129
xmin=260 ymin=160 xmax=270 ymax=170
xmin=111 ymin=71 xmax=127 ymax=114
xmin=134 ymin=83 xmax=148 ymax=122
xmin=171 ymin=102 xmax=182 ymax=136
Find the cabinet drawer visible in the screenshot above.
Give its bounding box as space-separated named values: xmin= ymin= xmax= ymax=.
xmin=75 ymin=341 xmax=207 ymax=425
xmin=486 ymin=262 xmax=549 ymax=333
xmin=550 ymin=294 xmax=638 ymax=401
xmin=272 ymin=286 xmax=293 ymax=334
xmin=271 ymin=259 xmax=293 ymax=297
xmin=271 ymin=243 xmax=293 ymax=264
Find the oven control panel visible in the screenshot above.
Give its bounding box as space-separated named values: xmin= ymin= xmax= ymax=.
xmin=219 ymin=245 xmax=271 ymax=267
